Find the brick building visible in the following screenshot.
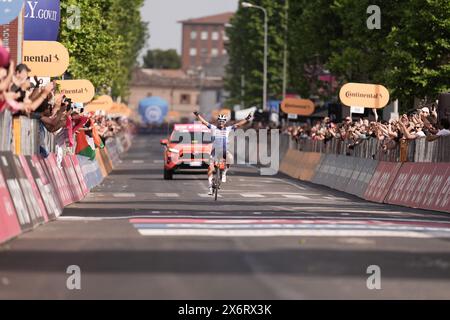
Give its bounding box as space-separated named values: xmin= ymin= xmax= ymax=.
xmin=179 ymin=12 xmax=233 ymax=72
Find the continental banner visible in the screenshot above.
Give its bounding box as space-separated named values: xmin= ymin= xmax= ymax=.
xmin=281 ymin=98 xmax=315 ymax=116
xmin=339 ymin=83 xmax=390 ymax=109
xmin=55 ymin=80 xmax=95 ymax=103
xmin=23 ymin=41 xmax=69 ymax=77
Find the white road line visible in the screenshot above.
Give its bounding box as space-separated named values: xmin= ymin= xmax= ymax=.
xmin=153 ymin=160 xmax=164 ymax=164
xmin=137 ymin=229 xmax=434 ymax=238
xmin=112 ymin=193 xmax=136 ymax=198
xmin=240 ymin=194 xmax=265 ymax=198
xmin=324 ymin=196 xmax=349 ymax=201
xmin=132 ymin=160 xmax=144 ymax=164
xmin=155 ymin=193 xmax=179 ymax=197
xmin=283 ymin=195 xmax=309 ymax=200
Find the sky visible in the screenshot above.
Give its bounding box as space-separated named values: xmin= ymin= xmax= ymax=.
xmin=141 ymin=0 xmax=239 ymax=54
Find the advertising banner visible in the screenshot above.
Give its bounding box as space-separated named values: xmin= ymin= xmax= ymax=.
xmin=18 ymin=155 xmax=49 ymax=222
xmin=0 ymin=152 xmax=34 ymax=231
xmin=43 ymin=153 xmax=73 ymax=206
xmin=62 ymin=155 xmax=84 ymax=202
xmin=138 ymin=97 xmax=168 ymax=124
xmin=24 ymin=0 xmax=60 ymax=41
xmin=0 ymin=16 xmax=20 ymax=63
xmin=386 ymin=163 xmax=450 ymax=213
xmin=364 ymin=161 xmax=402 ymax=203
xmin=339 ymin=83 xmax=390 ymax=109
xmin=23 ymin=40 xmax=69 ymax=77
xmin=0 ymin=168 xmax=21 ymax=243
xmin=29 ymin=155 xmax=61 ymax=219
xmin=85 ymin=95 xmax=113 ymax=113
xmin=55 ymin=80 xmax=95 ymax=103
xmin=281 ymin=98 xmax=315 ymax=116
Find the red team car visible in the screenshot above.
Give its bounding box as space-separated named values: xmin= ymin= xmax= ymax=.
xmin=160 ymin=124 xmax=213 ymax=180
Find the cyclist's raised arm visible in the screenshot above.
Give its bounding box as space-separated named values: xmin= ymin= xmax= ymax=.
xmin=193 ymin=111 xmax=211 ymax=127
xmin=233 ymin=113 xmax=253 ymax=129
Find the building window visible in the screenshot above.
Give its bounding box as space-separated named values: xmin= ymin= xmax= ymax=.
xmin=211 ymin=48 xmax=219 ymax=57
xmin=222 ymin=30 xmax=229 ymax=41
xmin=200 ymin=48 xmax=208 ymax=56
xmin=201 ymin=31 xmax=208 ymax=40
xmin=190 ymin=31 xmax=197 ymax=40
xmin=222 ymin=49 xmax=227 ymax=55
xmin=180 ymin=94 xmax=191 ymax=105
xmin=190 ymin=48 xmax=197 ymax=56
xmin=211 ymin=31 xmax=219 ymax=41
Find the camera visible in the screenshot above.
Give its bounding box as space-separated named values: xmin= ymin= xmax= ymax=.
xmin=62 ymin=95 xmax=73 ymax=112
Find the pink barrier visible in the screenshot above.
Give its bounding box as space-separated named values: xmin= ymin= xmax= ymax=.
xmin=32 ymin=155 xmax=63 ymax=217
xmin=18 ymin=156 xmax=49 ymax=222
xmin=43 ymin=154 xmax=73 ymax=206
xmin=364 ymin=162 xmax=402 ymax=203
xmin=385 ymin=163 xmax=450 ymax=213
xmin=62 ymin=155 xmax=84 ymax=202
xmin=0 ymin=169 xmax=21 ymax=243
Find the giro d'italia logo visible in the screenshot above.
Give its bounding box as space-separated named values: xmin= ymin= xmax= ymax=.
xmin=0 ymin=0 xmax=24 ymax=25
xmin=145 ymin=105 xmax=162 ymax=123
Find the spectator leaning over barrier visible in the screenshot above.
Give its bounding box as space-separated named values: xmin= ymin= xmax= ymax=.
xmin=427 ymin=119 xmax=450 ymax=142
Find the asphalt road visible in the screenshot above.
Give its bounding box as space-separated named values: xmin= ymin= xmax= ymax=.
xmin=1 ymin=134 xmax=450 ymax=299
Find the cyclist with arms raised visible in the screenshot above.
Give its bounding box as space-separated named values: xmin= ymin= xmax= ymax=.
xmin=194 ymin=111 xmax=252 ymax=195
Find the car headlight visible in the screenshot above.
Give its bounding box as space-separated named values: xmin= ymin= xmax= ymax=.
xmin=168 ymin=148 xmax=180 ymax=154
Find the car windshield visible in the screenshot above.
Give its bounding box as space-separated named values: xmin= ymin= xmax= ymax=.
xmin=170 ymin=131 xmax=212 ymax=144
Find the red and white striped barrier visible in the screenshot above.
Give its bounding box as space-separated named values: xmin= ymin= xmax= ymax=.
xmin=385 ymin=163 xmax=450 ymax=213
xmin=364 ymin=162 xmax=402 ymax=203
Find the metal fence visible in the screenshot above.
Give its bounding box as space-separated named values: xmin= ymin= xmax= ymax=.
xmin=0 ymin=114 xmax=56 ymax=156
xmin=285 ymin=134 xmax=450 ymax=163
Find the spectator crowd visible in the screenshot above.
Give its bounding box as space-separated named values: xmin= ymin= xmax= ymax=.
xmin=284 ymin=106 xmax=450 ymax=153
xmin=0 ymin=41 xmax=132 ymax=163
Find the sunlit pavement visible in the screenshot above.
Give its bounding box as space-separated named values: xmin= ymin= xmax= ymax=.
xmin=1 ymin=134 xmax=450 ymax=299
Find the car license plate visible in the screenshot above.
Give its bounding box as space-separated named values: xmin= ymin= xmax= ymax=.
xmin=190 ymin=162 xmax=202 ymax=167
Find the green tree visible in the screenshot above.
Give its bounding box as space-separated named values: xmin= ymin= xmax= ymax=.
xmin=59 ymin=0 xmax=148 ymax=100
xmin=385 ymin=0 xmax=450 ymax=108
xmin=288 ymin=0 xmax=342 ymax=99
xmin=225 ymin=0 xmax=286 ymax=108
xmin=142 ymin=49 xmax=181 ymax=69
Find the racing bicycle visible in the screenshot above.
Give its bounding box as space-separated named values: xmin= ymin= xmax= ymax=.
xmin=212 ymin=158 xmax=227 ymax=201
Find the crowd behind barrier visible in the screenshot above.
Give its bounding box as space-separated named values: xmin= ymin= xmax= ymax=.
xmin=282 ymin=103 xmax=450 ymax=163
xmin=292 ymin=135 xmax=450 ymax=163
xmin=0 ymin=52 xmax=135 ymax=244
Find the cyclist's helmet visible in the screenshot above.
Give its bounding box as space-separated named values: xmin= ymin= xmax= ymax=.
xmin=217 ymin=114 xmax=227 ymax=122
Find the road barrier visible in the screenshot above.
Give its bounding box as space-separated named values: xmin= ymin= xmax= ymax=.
xmin=364 ymin=162 xmax=402 ymax=203
xmin=0 ymin=133 xmax=133 ymax=245
xmin=385 ymin=163 xmax=450 ymax=213
xmin=278 ymin=142 xmax=449 ymax=213
xmin=0 ymin=168 xmax=21 ymax=243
